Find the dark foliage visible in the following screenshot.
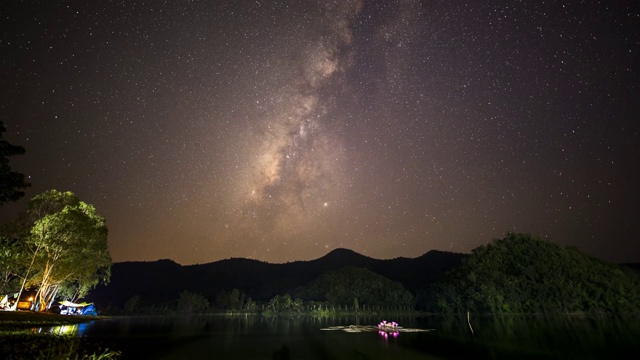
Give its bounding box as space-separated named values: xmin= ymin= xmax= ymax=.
xmin=87 ymin=249 xmax=463 ymax=311
xmin=431 ymin=233 xmax=640 ymax=314
xmin=0 ymin=121 xmax=30 ymax=205
xmin=296 ymin=266 xmax=414 ymax=308
xmin=0 ymin=334 xmax=119 ymax=360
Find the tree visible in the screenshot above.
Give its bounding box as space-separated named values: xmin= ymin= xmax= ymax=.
xmin=18 ymin=190 xmax=112 ymax=311
xmin=244 ymin=297 xmax=257 ymax=311
xmin=432 ymin=233 xmax=640 ymax=314
xmin=177 ymin=291 xmax=210 ymax=314
xmin=124 ymin=295 xmax=141 ymax=314
xmin=298 ymin=266 xmax=414 ymax=309
xmin=268 ymin=294 xmax=280 ymax=311
xmin=229 ymin=288 xmax=241 ymax=310
xmin=0 ymin=121 xmax=30 ymax=205
xmin=0 ymin=236 xmax=28 ymax=294
xmin=292 ymin=297 xmax=304 ymax=312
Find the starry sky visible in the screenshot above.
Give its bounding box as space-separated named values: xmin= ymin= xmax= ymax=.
xmin=1 ymin=0 xmax=638 ymax=265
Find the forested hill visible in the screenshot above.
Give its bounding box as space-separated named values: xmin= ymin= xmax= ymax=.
xmin=431 ymin=233 xmax=640 ymax=314
xmin=87 ymin=248 xmax=464 ymax=309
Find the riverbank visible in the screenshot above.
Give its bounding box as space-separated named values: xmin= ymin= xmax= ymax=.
xmin=0 ymin=311 xmax=119 ymax=360
xmin=0 ymin=310 xmax=105 ymax=330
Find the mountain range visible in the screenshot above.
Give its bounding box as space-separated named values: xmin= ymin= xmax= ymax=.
xmin=87 ymin=248 xmax=465 ymax=309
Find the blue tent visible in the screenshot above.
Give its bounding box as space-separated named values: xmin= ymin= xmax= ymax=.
xmin=59 ymin=300 xmax=98 ymax=316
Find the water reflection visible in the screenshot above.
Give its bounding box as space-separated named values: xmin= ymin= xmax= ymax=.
xmin=378 ymin=330 xmax=399 ymax=340
xmin=34 ymin=321 xmax=93 ymax=336
xmin=418 ymin=314 xmax=640 ymax=359
xmin=32 ymin=314 xmax=640 ymax=359
xmin=63 ymin=314 xmax=435 ymax=359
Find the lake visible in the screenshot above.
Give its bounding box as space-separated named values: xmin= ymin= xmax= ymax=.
xmin=36 ymin=314 xmax=640 ymax=359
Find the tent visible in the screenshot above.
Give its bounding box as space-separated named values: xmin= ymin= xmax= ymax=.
xmin=58 ymin=300 xmax=98 ymax=316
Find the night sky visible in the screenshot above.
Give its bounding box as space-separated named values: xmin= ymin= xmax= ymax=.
xmin=1 ymin=1 xmax=638 ymax=265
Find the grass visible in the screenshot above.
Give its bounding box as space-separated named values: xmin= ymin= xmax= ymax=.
xmin=0 ymin=311 xmax=120 ymax=360
xmin=0 ymin=310 xmax=104 ymax=328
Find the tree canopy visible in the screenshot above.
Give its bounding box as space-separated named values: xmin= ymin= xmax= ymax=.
xmin=0 ymin=121 xmax=30 ymax=205
xmin=0 ymin=236 xmax=28 ymax=294
xmin=10 ymin=190 xmax=112 ymax=310
xmin=297 ymin=266 xmax=414 ymax=309
xmin=432 ymin=233 xmax=640 ymax=314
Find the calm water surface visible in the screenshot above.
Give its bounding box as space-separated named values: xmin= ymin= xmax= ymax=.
xmin=38 ymin=314 xmax=640 ymax=359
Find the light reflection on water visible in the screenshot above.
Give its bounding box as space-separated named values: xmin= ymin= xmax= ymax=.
xmin=33 ymin=314 xmax=640 ymax=359
xmin=378 ymin=330 xmax=399 ymax=340
xmin=34 ymin=321 xmax=93 ymax=336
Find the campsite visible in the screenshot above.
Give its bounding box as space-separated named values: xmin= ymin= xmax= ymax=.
xmin=1 ymin=293 xmax=98 ymax=316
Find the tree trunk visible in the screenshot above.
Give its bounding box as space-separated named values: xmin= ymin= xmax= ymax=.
xmin=48 ymin=285 xmax=60 ymax=310
xmin=36 ymin=261 xmax=55 ymax=311
xmin=12 ymin=246 xmax=39 ymax=311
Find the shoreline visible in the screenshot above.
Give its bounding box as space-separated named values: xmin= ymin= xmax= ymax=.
xmin=0 ymin=311 xmax=106 ymax=331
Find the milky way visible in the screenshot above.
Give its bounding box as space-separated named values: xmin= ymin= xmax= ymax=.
xmin=229 ymin=1 xmax=360 ymax=257
xmin=1 ymin=1 xmax=638 ymax=264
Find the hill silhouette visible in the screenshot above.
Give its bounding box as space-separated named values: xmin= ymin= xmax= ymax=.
xmin=87 ymin=248 xmax=464 ymax=309
xmin=296 ymin=266 xmax=414 ymax=308
xmin=432 ymin=233 xmax=640 ymax=314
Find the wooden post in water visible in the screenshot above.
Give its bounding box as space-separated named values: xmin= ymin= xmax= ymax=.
xmin=467 ymin=311 xmax=475 ymax=336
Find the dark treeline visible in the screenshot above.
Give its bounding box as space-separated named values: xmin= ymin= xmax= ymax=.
xmin=88 ymin=233 xmax=640 ymax=316
xmin=108 ymin=267 xmax=418 ymax=316
xmin=88 ymin=248 xmax=461 ymax=314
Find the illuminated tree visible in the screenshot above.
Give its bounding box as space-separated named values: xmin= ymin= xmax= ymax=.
xmin=0 ymin=236 xmax=28 ymax=294
xmin=19 ymin=190 xmax=112 ymax=311
xmin=0 ymin=121 xmax=30 ymax=205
